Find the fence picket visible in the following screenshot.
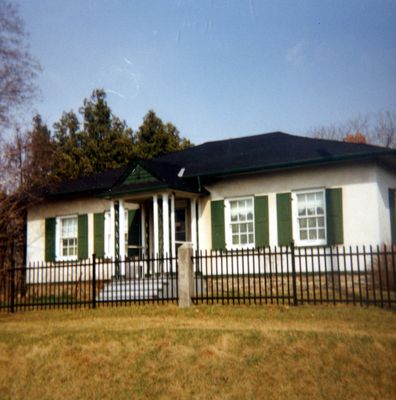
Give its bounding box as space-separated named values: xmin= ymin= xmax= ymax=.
xmin=383 ymin=245 xmax=391 ymax=308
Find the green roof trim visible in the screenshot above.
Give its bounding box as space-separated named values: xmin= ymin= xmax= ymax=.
xmin=98 ymin=184 xmax=169 ymax=199
xmin=98 ymin=182 xmax=206 ymax=199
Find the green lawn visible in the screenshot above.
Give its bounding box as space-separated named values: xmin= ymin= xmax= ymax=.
xmin=0 ymin=305 xmax=395 ymax=399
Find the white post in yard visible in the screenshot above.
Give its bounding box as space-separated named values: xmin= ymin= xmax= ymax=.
xmin=153 ymin=194 xmax=159 ymax=273
xmin=178 ymin=243 xmax=193 ymax=308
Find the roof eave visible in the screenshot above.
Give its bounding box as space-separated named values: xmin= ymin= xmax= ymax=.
xmin=98 ymin=183 xmax=206 ymax=199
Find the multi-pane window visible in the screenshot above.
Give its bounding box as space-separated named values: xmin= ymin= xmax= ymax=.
xmin=227 ymin=197 xmax=255 ymax=248
xmin=295 ymin=190 xmax=326 ymax=245
xmin=60 ymin=216 xmax=78 ymax=258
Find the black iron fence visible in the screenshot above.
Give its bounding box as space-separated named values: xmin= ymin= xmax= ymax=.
xmin=192 ymin=244 xmax=396 ymax=308
xmin=0 ymin=254 xmax=178 ymax=312
xmin=1 ymin=244 xmax=395 ymax=312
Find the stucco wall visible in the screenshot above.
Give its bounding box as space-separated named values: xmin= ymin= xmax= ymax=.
xmin=375 ymin=165 xmax=396 ymax=244
xmin=26 ymin=198 xmax=139 ymax=263
xmin=197 ymin=161 xmax=396 ymax=250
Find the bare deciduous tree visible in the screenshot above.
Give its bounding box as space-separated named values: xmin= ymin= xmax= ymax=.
xmin=0 ymin=0 xmax=41 ymax=133
xmin=309 ymin=111 xmax=396 ymax=148
xmin=0 ymin=116 xmax=55 ymax=271
xmin=309 ymin=124 xmax=343 ymax=141
xmin=374 ymin=110 xmax=396 ymax=148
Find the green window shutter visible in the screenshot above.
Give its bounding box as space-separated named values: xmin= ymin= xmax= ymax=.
xmin=78 ymin=214 xmax=88 ymax=260
xmin=211 ymin=200 xmax=225 ymax=250
xmin=326 ymin=188 xmax=344 ymax=245
xmin=45 ymin=217 xmax=56 ymax=262
xmin=128 ymin=209 xmax=141 ymax=257
xmin=93 ymin=213 xmax=105 ymax=258
xmin=254 ymin=196 xmax=269 ymax=248
xmin=277 ymin=193 xmax=292 ymax=246
xmin=389 ymin=189 xmax=396 ymax=245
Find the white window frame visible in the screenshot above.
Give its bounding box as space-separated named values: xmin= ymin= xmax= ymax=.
xmin=292 ymin=188 xmax=327 ymax=247
xmin=225 ymin=196 xmax=255 ymax=250
xmin=56 ymin=215 xmax=78 ymax=261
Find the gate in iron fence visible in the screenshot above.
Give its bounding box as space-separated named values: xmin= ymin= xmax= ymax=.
xmin=192 ymin=244 xmax=396 ymax=308
xmin=0 ymin=254 xmax=178 ymax=312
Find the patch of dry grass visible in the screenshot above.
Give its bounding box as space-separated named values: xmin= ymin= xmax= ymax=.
xmin=0 ymin=305 xmax=395 ymax=399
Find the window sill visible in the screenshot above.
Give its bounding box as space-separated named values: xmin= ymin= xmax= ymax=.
xmin=56 ymin=256 xmax=78 ymax=262
xmin=226 ymin=245 xmax=256 ymax=251
xmin=294 ymin=240 xmax=327 ymax=248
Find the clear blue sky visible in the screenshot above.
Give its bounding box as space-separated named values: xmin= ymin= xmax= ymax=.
xmin=18 ymin=0 xmax=396 ymax=144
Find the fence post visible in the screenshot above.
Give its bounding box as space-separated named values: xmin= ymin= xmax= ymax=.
xmin=92 ymin=254 xmax=96 ymax=309
xmin=291 ymin=241 xmax=298 ymax=306
xmin=178 ymin=243 xmax=193 ymax=308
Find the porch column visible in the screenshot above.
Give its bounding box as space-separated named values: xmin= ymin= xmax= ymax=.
xmin=170 ymin=194 xmax=176 ymax=258
xmin=191 ymin=198 xmax=197 ymax=254
xmin=114 ymin=200 xmax=121 ymax=277
xmin=110 ymin=200 xmax=115 ymax=260
xmin=153 ymin=194 xmax=159 ymax=258
xmin=162 ymin=193 xmax=170 ymax=257
xmin=119 ymin=200 xmax=126 ymax=275
xmin=141 ymin=204 xmax=146 ymax=257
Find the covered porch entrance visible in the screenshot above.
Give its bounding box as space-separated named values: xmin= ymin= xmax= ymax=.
xmin=105 ymin=191 xmax=199 ymax=278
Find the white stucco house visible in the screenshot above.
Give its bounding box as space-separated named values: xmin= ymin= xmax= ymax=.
xmin=26 ymin=131 xmax=396 ymax=265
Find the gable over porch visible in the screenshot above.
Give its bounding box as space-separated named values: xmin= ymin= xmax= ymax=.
xmin=95 ymin=159 xmax=206 ymax=268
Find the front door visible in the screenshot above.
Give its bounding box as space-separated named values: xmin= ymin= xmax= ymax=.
xmin=175 ymin=205 xmax=188 ymax=251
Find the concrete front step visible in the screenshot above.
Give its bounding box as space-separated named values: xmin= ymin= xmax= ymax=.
xmin=97 ymin=278 xmax=175 ymax=301
xmin=105 ymin=280 xmax=167 ymax=291
xmin=97 ymin=290 xmax=159 ymax=301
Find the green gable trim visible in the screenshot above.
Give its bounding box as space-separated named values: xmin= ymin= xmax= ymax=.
xmin=326 ymin=188 xmax=344 ymax=245
xmin=45 ymin=217 xmax=56 ymax=262
xmin=254 ymin=196 xmax=269 ymax=247
xmin=123 ymin=164 xmax=156 ymax=185
xmin=128 ymin=209 xmax=141 ymax=257
xmin=99 ymin=184 xmax=169 ymax=199
xmin=211 ymin=200 xmax=226 ymax=250
xmin=277 ymin=193 xmax=292 ymax=246
xmin=93 ymin=213 xmax=105 ymax=258
xmin=390 ymin=189 xmax=396 ymax=245
xmin=78 ymin=214 xmax=88 ymax=260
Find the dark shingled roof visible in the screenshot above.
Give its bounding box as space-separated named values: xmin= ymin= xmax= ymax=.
xmin=46 ymin=131 xmax=396 ymax=199
xmin=45 ymin=165 xmax=128 ymax=199
xmin=156 ymin=131 xmax=395 ymax=177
